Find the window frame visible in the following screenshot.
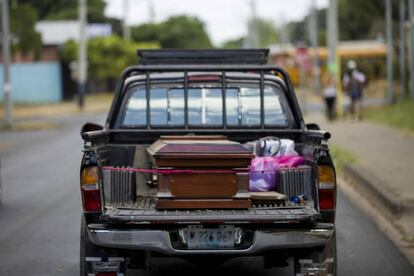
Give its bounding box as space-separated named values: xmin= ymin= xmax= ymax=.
xmin=116 ymin=77 xmax=295 ymax=130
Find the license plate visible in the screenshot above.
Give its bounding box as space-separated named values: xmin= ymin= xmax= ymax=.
xmin=185 ymin=225 xmax=236 ymax=249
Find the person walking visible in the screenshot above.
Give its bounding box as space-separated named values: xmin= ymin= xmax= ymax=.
xmin=342 ymin=60 xmax=366 ymax=120
xmin=323 ymin=76 xmax=337 ymax=121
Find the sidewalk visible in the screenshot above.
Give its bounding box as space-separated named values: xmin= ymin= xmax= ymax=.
xmin=306 ymin=111 xmax=414 ymax=262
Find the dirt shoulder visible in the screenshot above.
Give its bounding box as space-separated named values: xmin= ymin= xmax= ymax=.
xmin=0 ymin=93 xmax=113 ymax=122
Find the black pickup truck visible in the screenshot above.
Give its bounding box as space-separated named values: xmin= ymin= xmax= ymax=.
xmin=79 ymin=49 xmax=336 ymax=276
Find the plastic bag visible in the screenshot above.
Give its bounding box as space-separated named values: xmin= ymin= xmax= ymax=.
xmin=274 ymin=155 xmax=305 ymax=168
xmin=255 ymin=137 xmax=281 ymax=157
xmin=249 ymin=155 xmax=305 ymax=192
xmin=249 ymin=157 xmax=278 ymax=192
xmin=277 ymin=139 xmax=298 ymax=156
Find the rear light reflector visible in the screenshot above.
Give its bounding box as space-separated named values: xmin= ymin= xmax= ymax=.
xmin=319 ymin=188 xmax=335 ymax=210
xmin=318 ymin=165 xmax=336 ymax=210
xmin=188 ymin=74 xmax=221 ymax=82
xmin=81 ymin=166 xmax=101 ymax=212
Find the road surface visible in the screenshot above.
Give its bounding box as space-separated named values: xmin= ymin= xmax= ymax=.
xmin=0 ymin=113 xmax=413 ymax=275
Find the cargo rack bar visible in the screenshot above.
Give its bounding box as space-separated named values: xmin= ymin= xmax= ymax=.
xmin=106 ymin=64 xmax=305 ymax=131
xmin=137 ymin=49 xmax=269 ymax=65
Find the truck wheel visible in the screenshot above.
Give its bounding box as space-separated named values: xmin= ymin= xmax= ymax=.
xmin=80 ymin=216 xmax=127 ymax=275
xmin=80 ymin=216 xmax=102 ymax=276
xmin=294 ymin=232 xmax=337 ymax=276
xmin=80 ymin=216 xmax=89 ymax=276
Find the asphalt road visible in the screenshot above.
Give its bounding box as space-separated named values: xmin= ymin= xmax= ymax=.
xmin=0 ymin=113 xmax=413 ymax=276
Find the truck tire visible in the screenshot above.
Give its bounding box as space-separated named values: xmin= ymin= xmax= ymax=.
xmin=80 ymin=216 xmax=102 ymax=276
xmin=80 ymin=216 xmax=89 ymax=276
xmin=294 ymin=232 xmax=337 ymax=276
xmin=80 ymin=216 xmax=127 ymax=275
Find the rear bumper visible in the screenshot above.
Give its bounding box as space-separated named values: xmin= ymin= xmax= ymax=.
xmin=87 ymin=223 xmax=334 ymax=256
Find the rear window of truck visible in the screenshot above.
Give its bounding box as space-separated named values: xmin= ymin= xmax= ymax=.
xmin=120 ymin=83 xmax=292 ymax=128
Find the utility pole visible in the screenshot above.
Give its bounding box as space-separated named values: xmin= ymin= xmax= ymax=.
xmin=409 ymin=0 xmax=414 ymax=100
xmin=327 ymin=0 xmax=340 ymax=116
xmin=148 ymin=0 xmax=156 ymax=23
xmin=123 ymin=0 xmax=131 ymax=41
xmin=78 ymin=0 xmax=87 ymax=110
xmin=386 ymin=0 xmax=394 ymax=104
xmin=399 ymin=0 xmax=406 ymax=96
xmin=250 ymin=0 xmax=259 ymax=48
xmin=2 ymin=0 xmax=12 ymax=126
xmin=309 ymin=0 xmax=320 ymax=94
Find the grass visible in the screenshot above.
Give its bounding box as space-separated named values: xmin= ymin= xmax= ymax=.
xmin=329 ymin=144 xmax=359 ymax=173
xmin=365 ymin=99 xmax=414 ymax=135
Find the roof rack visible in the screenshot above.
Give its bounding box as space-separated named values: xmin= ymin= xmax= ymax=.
xmin=137 ymin=49 xmax=269 ymax=65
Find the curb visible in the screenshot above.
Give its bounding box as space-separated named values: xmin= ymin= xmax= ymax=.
xmin=337 ymin=177 xmax=414 ymax=266
xmin=343 ymin=164 xmax=403 ymax=217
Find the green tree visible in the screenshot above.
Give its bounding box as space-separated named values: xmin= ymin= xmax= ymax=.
xmin=10 ymin=4 xmax=42 ymax=57
xmin=221 ymin=37 xmax=245 ymax=49
xmin=254 ymin=18 xmax=279 ymax=47
xmin=61 ymin=36 xmax=160 ymax=80
xmin=288 ymin=8 xmax=326 ymax=46
xmin=288 ymin=0 xmax=399 ymax=44
xmin=16 ymin=0 xmax=107 ymax=22
xmin=131 ymin=15 xmax=212 ymax=48
xmin=338 ymin=0 xmax=385 ymax=40
xmin=131 ymin=23 xmax=160 ymax=43
xmin=159 ymin=16 xmax=212 ymax=48
xmin=287 ymin=20 xmax=306 ymax=45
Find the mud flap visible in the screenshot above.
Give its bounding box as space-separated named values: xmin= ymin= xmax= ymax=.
xmin=294 ymin=231 xmax=337 ymax=276
xmin=80 ymin=216 xmax=126 ymax=275
xmin=84 ymin=257 xmax=126 ymax=275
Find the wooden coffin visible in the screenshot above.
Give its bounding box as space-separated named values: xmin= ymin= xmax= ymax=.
xmin=147 ymin=136 xmax=253 ymax=209
xmin=147 ymin=136 xmax=253 ymax=168
xmin=156 ymin=172 xmax=251 ymax=209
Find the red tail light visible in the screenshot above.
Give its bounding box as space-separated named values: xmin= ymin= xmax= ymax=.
xmin=318 ymin=165 xmax=336 ymax=210
xmin=81 ymin=166 xmax=101 ymax=212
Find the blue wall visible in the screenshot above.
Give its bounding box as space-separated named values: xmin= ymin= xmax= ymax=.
xmin=0 ymin=62 xmax=62 ymax=103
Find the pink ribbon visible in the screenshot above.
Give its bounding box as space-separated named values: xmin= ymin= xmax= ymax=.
xmin=102 ymin=166 xmax=247 ymax=175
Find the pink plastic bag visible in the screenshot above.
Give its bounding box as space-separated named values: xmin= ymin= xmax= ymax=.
xmin=249 ymin=155 xmax=305 ymax=192
xmin=274 ymin=155 xmax=305 ymax=168
xmin=249 ymin=157 xmax=278 ymax=192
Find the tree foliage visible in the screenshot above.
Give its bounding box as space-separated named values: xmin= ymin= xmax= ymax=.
xmin=251 ymin=18 xmax=279 ymax=47
xmin=221 ymin=37 xmax=245 ymax=49
xmin=10 ymin=4 xmax=42 ymax=57
xmin=288 ymin=0 xmax=400 ymax=44
xmin=222 ymin=18 xmax=279 ymax=49
xmin=131 ymin=23 xmax=160 ymax=43
xmin=131 ymin=15 xmax=212 ymax=49
xmin=338 ymin=0 xmax=385 ymax=40
xmin=159 ymin=16 xmax=212 ymax=48
xmin=16 ymin=0 xmax=107 ymax=22
xmin=61 ymin=36 xmax=160 ymax=79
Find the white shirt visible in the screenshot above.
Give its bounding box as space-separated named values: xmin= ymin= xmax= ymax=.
xmin=343 ymin=70 xmax=366 ymax=87
xmin=323 ymin=84 xmax=336 ymax=98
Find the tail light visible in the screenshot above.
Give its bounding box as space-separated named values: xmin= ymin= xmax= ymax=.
xmin=81 ymin=166 xmax=101 ymax=212
xmin=318 ymin=165 xmax=336 ymax=210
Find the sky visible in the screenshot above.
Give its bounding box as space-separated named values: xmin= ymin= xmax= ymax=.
xmin=104 ymin=0 xmax=328 ymax=46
